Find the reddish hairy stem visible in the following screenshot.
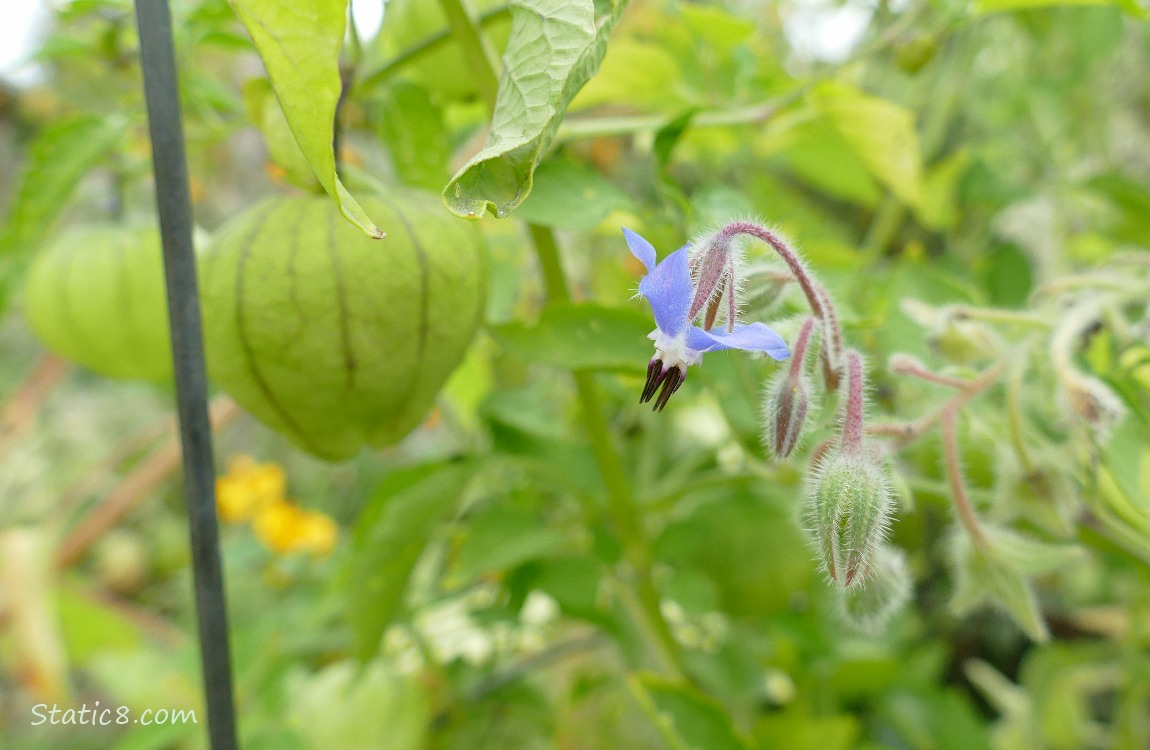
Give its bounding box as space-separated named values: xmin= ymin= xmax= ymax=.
xmin=889 ymin=354 xmax=972 ymax=389
xmin=788 ymin=318 xmax=817 ymax=383
xmin=941 ymin=410 xmax=987 ymax=547
xmin=717 ymin=221 xmax=843 ymax=366
xmin=840 ymin=351 xmax=866 ymax=456
xmin=867 ymin=362 xmax=1005 ymax=447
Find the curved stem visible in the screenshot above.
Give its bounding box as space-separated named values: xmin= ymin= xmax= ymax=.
xmin=941 ymin=410 xmax=987 ymax=548
xmin=868 ymin=361 xmax=1005 ymax=447
xmin=716 ymin=221 xmax=844 ymax=373
xmin=840 ymin=351 xmax=866 ymax=456
xmin=1006 ymin=350 xmax=1035 ymax=476
xmin=529 ymin=224 xmax=682 ymax=678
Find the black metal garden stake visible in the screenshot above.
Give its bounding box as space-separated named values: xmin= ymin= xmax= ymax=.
xmin=132 ymin=1 xmax=238 ymax=747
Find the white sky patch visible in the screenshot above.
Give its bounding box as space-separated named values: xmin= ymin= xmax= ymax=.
xmin=351 ymin=0 xmax=384 ymax=42
xmin=782 ymin=0 xmax=874 ymax=64
xmin=0 ymin=0 xmax=50 ymax=87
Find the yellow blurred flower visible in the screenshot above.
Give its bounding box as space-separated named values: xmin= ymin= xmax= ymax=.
xmin=215 ymin=454 xmax=286 ymax=522
xmin=252 ymin=501 xmax=339 ymax=556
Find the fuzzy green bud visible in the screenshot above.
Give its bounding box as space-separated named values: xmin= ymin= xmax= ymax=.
xmin=838 ymin=545 xmax=911 ymax=633
xmin=762 ymin=317 xmax=818 ymax=459
xmin=807 ymin=454 xmax=894 ymax=588
xmin=763 ymin=369 xmax=811 ymax=459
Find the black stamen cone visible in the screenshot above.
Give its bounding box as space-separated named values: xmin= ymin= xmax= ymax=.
xmin=652 ymin=367 xmax=685 ymax=411
xmin=640 ymin=358 xmax=664 ymax=404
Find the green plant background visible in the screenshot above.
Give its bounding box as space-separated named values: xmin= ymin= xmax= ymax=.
xmin=1 ymin=1 xmax=1149 ymax=749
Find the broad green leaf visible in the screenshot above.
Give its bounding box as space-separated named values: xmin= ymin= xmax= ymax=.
xmin=443 ymin=0 xmax=628 ymax=219
xmin=530 ymin=555 xmax=602 ymax=619
xmin=950 ymin=526 xmax=1082 ymax=642
xmin=450 ymin=506 xmax=569 ymax=583
xmin=57 ymin=587 xmax=145 ymax=663
xmin=760 ymin=114 xmax=883 ymax=209
xmin=373 ymin=81 xmax=451 ymax=192
xmin=570 ymin=37 xmax=682 ymax=111
xmin=1088 ymin=172 xmax=1150 ymax=245
xmin=654 ymin=490 xmax=811 ymax=619
xmin=242 ymin=77 xmax=318 ymax=189
xmin=287 ymin=660 xmax=429 ymax=750
xmin=435 ymin=682 xmax=555 ymax=750
xmin=754 ymin=710 xmax=860 ymax=750
xmin=346 ymin=464 xmax=470 ymax=660
xmin=811 ymin=82 xmax=923 ymax=209
xmin=227 ymin=0 xmax=385 ymax=238
xmin=630 ymin=673 xmax=753 ymax=750
xmin=513 ymin=157 xmax=633 ymax=230
xmin=489 ymin=302 xmax=651 ymax=371
xmin=973 ymin=0 xmax=1146 ymax=17
xmin=916 ymin=150 xmax=971 ymax=232
xmin=364 ymin=0 xmax=512 ymax=101
xmin=0 ymin=114 xmax=126 ymax=259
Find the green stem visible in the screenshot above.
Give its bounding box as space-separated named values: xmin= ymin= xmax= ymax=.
xmin=437 ymin=0 xmax=501 ymax=112
xmin=941 ymin=410 xmax=988 ymax=548
xmin=354 ymin=6 xmax=511 ymax=95
xmin=1005 ymin=350 xmax=1036 ymax=476
xmin=951 ymin=305 xmax=1051 ymax=330
xmin=528 ymin=223 xmax=682 ymax=678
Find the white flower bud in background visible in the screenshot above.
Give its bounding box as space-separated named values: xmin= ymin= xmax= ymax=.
xmin=838 ymin=544 xmax=911 ymax=633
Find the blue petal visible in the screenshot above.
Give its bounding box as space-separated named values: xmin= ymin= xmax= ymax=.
xmin=622 ymin=227 xmax=657 ymax=272
xmin=639 ymin=245 xmax=693 ymax=337
xmin=687 ymin=323 xmax=790 ymax=361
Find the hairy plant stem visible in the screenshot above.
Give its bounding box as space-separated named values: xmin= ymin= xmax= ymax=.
xmin=443 ymin=12 xmax=680 ymax=674
xmin=868 ymin=361 xmax=1005 ymax=447
xmin=941 ymin=410 xmax=987 ymax=548
xmin=950 ymin=305 xmax=1051 ymax=330
xmin=715 ymin=222 xmax=844 ymax=374
xmin=528 ymin=224 xmax=682 ymax=678
xmin=840 ymin=351 xmax=866 ymax=456
xmin=1005 ymin=349 xmax=1036 ymax=475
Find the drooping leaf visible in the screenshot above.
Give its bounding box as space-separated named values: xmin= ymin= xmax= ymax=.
xmin=227 ymin=0 xmax=385 ymax=237
xmin=346 ymin=464 xmax=471 ymax=660
xmin=811 ymin=81 xmax=924 ymax=209
xmin=490 ymin=302 xmax=651 ymax=371
xmin=443 ymin=0 xmax=628 ymax=219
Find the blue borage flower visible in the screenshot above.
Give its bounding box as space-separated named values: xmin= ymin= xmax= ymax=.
xmin=624 ymin=227 xmax=790 ymax=411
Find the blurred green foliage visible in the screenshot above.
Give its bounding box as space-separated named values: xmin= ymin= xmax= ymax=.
xmin=1 ymin=1 xmax=1149 ymax=749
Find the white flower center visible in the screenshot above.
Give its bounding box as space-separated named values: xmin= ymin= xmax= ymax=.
xmin=648 ymin=328 xmax=701 ymax=371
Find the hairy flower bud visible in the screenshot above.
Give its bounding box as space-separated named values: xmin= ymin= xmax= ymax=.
xmin=807 ymin=453 xmax=894 ymax=588
xmin=838 ymin=544 xmax=911 ymax=633
xmin=1062 ymin=373 xmax=1126 ymax=441
xmin=763 ymin=369 xmax=811 ymax=459
xmin=762 ymin=317 xmax=818 ymax=459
